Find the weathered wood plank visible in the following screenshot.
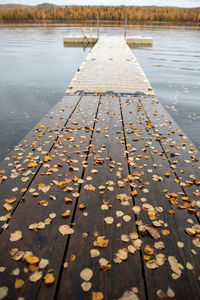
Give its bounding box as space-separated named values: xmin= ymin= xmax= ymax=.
xmin=0 ymin=95 xmax=82 ymax=232
xmin=0 ymin=95 xmax=100 ymax=300
xmin=120 ymin=95 xmax=200 ymax=299
xmin=55 ymin=95 xmax=146 ymax=300
xmin=141 ymin=96 xmax=200 ymax=219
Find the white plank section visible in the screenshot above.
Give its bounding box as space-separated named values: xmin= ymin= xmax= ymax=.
xmin=66 ymin=37 xmax=154 ymax=95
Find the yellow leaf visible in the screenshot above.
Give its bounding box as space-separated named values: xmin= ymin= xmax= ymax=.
xmin=65 ymin=197 xmax=73 ymax=203
xmin=92 ymin=292 xmax=104 ymax=300
xmin=43 ymin=155 xmax=52 ymax=162
xmin=70 ymin=254 xmax=76 ymax=261
xmin=40 ymin=124 xmax=47 ymax=129
xmin=27 ymin=162 xmax=37 ymax=168
xmin=131 ymin=190 xmax=138 ymax=196
xmin=26 ymin=255 xmax=39 ymax=265
xmin=5 ymin=197 xmax=16 ymax=204
xmin=44 ymin=273 xmax=55 ymax=284
xmin=15 ymin=279 xmax=24 ymax=289
xmin=62 ymin=210 xmax=71 ymax=217
xmin=96 ymin=236 xmax=109 ymax=248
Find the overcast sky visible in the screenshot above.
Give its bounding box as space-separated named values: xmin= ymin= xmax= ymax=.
xmin=1 ymin=0 xmax=200 ymax=7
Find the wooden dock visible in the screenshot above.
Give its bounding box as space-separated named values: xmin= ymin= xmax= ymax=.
xmin=67 ymin=37 xmax=154 ymax=95
xmin=0 ymin=38 xmax=200 ymax=300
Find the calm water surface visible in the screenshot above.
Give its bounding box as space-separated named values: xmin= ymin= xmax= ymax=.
xmin=0 ymin=24 xmax=200 ymax=160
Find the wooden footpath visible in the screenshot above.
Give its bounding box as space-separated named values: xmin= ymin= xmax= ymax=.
xmin=0 ymin=38 xmax=200 ymax=300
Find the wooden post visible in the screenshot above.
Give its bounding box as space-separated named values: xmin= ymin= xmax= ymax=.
xmin=90 ymin=27 xmax=93 ymax=38
xmin=124 ymin=17 xmax=127 ymax=38
xmin=97 ymin=13 xmax=99 ymax=39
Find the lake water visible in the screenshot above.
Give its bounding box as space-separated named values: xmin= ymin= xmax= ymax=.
xmin=0 ymin=23 xmax=200 ymax=160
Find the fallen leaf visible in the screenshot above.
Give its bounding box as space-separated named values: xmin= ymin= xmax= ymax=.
xmin=29 ymin=271 xmax=43 ymax=282
xmin=168 ymin=256 xmax=184 ymax=279
xmin=10 ymin=231 xmax=22 ymax=242
xmin=0 ymin=286 xmax=8 ymax=300
xmin=81 ymin=281 xmax=92 ymax=292
xmin=145 ymin=226 xmax=160 ymax=239
xmin=4 ymin=197 xmax=16 ymax=204
xmin=117 ymin=181 xmax=125 ymax=188
xmin=59 ymin=225 xmax=74 ymax=236
xmin=119 ymin=289 xmax=138 ymax=300
xmin=104 ymin=217 xmax=114 ymax=224
xmin=0 ymin=267 xmax=6 ymax=273
xmin=26 ymin=255 xmax=39 ymax=265
xmin=80 ymin=268 xmax=93 ymax=281
xmin=123 ymin=215 xmax=131 ymax=222
xmin=167 ymin=287 xmax=175 ymax=298
xmin=38 ymin=183 xmax=50 ymax=193
xmin=90 ymin=249 xmax=100 ymax=258
xmin=116 ymin=210 xmax=124 ymax=217
xmin=44 ymin=273 xmax=55 ymax=284
xmin=11 ymin=268 xmax=20 ymax=276
xmin=92 ymin=291 xmax=104 ymax=300
xmin=14 ymin=279 xmax=24 ymax=289
xmin=186 ymin=262 xmax=193 ymax=270
xmin=94 ymin=236 xmax=109 ymax=248
xmin=39 ymin=258 xmax=49 ymax=269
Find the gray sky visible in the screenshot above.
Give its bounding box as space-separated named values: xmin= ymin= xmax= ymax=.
xmin=0 ymin=0 xmax=200 ymax=7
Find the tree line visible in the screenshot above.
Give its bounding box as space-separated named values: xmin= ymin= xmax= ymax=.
xmin=0 ymin=5 xmax=199 ymax=23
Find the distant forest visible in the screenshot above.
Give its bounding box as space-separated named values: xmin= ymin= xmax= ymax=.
xmin=0 ymin=4 xmax=200 ymax=23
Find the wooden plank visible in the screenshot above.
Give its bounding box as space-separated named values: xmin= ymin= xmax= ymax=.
xmin=0 ymin=95 xmax=100 ymax=300
xmin=120 ymin=95 xmax=200 ymax=299
xmin=55 ymin=95 xmax=146 ymax=300
xmin=0 ymin=95 xmax=81 ymax=233
xmin=141 ymin=96 xmax=200 ymax=219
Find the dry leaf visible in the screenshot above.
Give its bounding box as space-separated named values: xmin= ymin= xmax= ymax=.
xmin=29 ymin=271 xmax=43 ymax=282
xmin=80 ymin=268 xmax=93 ymax=281
xmin=0 ymin=287 xmax=8 ymax=300
xmin=5 ymin=197 xmax=16 ymax=204
xmin=186 ymin=262 xmax=193 ymax=270
xmin=119 ymin=289 xmax=139 ymax=300
xmin=121 ymin=234 xmax=130 ymax=242
xmin=10 ymin=231 xmax=22 ymax=242
xmin=90 ymin=249 xmax=100 ymax=258
xmin=116 ymin=211 xmax=124 ymax=217
xmin=117 ymin=181 xmax=125 ymax=188
xmin=94 ymin=236 xmax=109 ymax=248
xmin=81 ymin=281 xmax=92 ymax=292
xmin=168 ymin=256 xmax=184 ymax=279
xmin=177 ymin=241 xmax=184 ymax=248
xmin=38 ymin=183 xmax=50 ymax=193
xmin=123 ymin=215 xmax=131 ymax=222
xmin=145 ymin=226 xmax=160 ymax=239
xmin=39 ymin=258 xmax=49 ymax=269
xmin=154 ymin=241 xmax=164 ymax=250
xmin=59 ymin=225 xmax=74 ymax=236
xmin=14 ymin=279 xmax=24 ymax=289
xmin=167 ymin=287 xmax=175 ymax=298
xmin=0 ymin=267 xmax=6 ymax=273
xmin=44 ymin=273 xmax=55 ymax=284
xmin=132 ymin=206 xmax=141 ymax=214
xmin=104 ymin=217 xmax=114 ymax=224
xmin=92 ymin=291 xmax=104 ymax=300
xmin=26 ymin=256 xmax=39 ymax=265
xmin=11 ymin=268 xmax=20 ymax=276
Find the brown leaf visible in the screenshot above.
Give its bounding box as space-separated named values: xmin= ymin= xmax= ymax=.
xmin=145 ymin=225 xmax=160 ymax=239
